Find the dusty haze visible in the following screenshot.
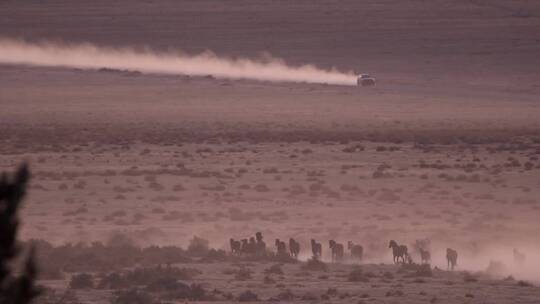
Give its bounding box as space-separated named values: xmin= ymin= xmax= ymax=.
xmin=1 ymin=1 xmax=540 ymax=303
xmin=0 ymin=39 xmax=357 ymax=85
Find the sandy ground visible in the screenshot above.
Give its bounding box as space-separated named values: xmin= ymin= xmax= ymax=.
xmin=1 ymin=0 xmax=540 ymax=303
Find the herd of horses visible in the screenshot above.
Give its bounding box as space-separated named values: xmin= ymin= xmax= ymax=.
xmin=229 ymin=233 xmax=469 ymax=271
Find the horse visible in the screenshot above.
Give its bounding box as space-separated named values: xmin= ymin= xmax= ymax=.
xmin=446 ymin=248 xmax=458 ymax=271
xmin=311 ymin=239 xmax=322 ymax=259
xmin=289 ymin=238 xmax=300 ymax=259
xmin=230 ymin=238 xmax=241 ymax=255
xmin=252 ymin=232 xmax=266 ymax=256
xmin=275 ymin=239 xmax=288 ymax=256
xmin=255 ymin=232 xmax=263 ymax=243
xmin=388 ymin=240 xmax=408 ymax=264
xmin=240 ymin=239 xmax=250 ymax=256
xmin=513 ymin=248 xmax=526 ymax=265
xmin=329 ymin=240 xmax=344 ymax=262
xmin=419 ymin=248 xmax=431 ymax=264
xmin=347 ymin=241 xmax=364 ymax=262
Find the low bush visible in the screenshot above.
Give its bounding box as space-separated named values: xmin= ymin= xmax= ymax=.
xmin=401 ymin=263 xmax=432 ymax=277
xmin=98 ymin=266 xmax=201 ymax=289
xmin=112 ymin=288 xmax=155 ymax=304
xmin=264 ymin=264 xmax=284 ymax=275
xmin=233 ymin=268 xmax=253 ymax=281
xmin=463 ymin=272 xmax=478 ymax=282
xmin=69 ymin=273 xmax=94 ymax=289
xmin=238 ymin=290 xmax=258 ymax=302
xmin=301 ymin=258 xmax=327 ymax=272
xmin=187 ymin=236 xmax=210 ymax=256
xmin=348 ymin=268 xmax=369 ymax=282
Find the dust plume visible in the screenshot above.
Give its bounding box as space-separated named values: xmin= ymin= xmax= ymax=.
xmin=0 ymin=38 xmax=357 ymax=85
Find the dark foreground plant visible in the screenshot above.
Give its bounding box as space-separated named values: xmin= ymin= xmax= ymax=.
xmin=0 ymin=164 xmax=40 ymax=304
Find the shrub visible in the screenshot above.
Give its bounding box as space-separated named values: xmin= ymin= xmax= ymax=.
xmin=301 ymin=258 xmax=327 ymax=272
xmin=97 ymin=272 xmax=128 ymax=289
xmin=146 ymin=276 xmax=185 ymax=292
xmin=517 ymin=280 xmax=533 ymax=287
xmin=69 ymin=273 xmax=94 ymax=289
xmin=200 ymin=248 xmax=228 ymax=262
xmin=263 ymin=275 xmax=276 ymax=284
xmin=264 ymin=264 xmax=284 ymax=275
xmin=112 ymin=288 xmax=155 ymax=304
xmin=275 ymin=289 xmax=295 ymax=301
xmin=98 ymin=266 xmax=201 ymax=289
xmin=187 ymin=236 xmax=210 ymax=256
xmin=414 ymin=264 xmax=433 ymax=277
xmin=326 ymin=287 xmax=338 ymax=296
xmin=386 ymin=290 xmax=404 ymax=297
xmin=383 ymin=271 xmax=394 ymax=279
xmin=301 ymin=293 xmax=317 ymax=301
xmin=485 ymin=260 xmax=507 ymax=276
xmin=167 ymin=283 xmax=208 ymax=301
xmin=463 ymin=272 xmax=478 ymax=282
xmin=234 ymin=268 xmax=253 ymax=280
xmin=342 ymin=144 xmax=364 ymax=153
xmin=348 ymin=268 xmax=369 ymax=282
xmin=39 ymin=263 xmax=64 ymax=280
xmin=238 ymin=290 xmax=258 ymax=302
xmin=401 ymin=263 xmax=432 ymax=277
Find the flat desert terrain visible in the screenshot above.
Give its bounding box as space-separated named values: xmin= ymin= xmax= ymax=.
xmin=1 ymin=1 xmax=540 ymax=303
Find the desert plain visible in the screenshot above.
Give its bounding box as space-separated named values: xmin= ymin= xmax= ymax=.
xmin=1 ymin=1 xmax=540 ymax=303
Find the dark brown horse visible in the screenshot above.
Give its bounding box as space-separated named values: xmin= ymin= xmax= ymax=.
xmin=419 ymin=248 xmax=431 ymax=264
xmin=230 ymin=238 xmax=241 ymax=255
xmin=329 ymin=240 xmax=344 ymax=262
xmin=446 ymin=248 xmax=458 ymax=271
xmin=389 ymin=240 xmax=408 ymax=264
xmin=289 ymin=238 xmax=300 ymax=258
xmin=311 ymin=239 xmax=322 ymax=259
xmin=347 ymin=241 xmax=364 ymax=262
xmin=275 ymin=239 xmax=288 ymax=256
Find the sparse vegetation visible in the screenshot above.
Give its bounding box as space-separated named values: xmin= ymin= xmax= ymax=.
xmin=301 ymin=258 xmax=327 ymax=272
xmin=69 ymin=273 xmax=94 ymax=289
xmin=238 ymin=290 xmax=258 ymax=302
xmin=347 ymin=267 xmax=369 ymax=282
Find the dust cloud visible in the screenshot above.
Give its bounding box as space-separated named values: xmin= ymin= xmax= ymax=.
xmin=0 ymin=38 xmax=357 ymax=85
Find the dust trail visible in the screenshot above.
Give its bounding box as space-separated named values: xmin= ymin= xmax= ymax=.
xmin=0 ymin=38 xmax=357 ymax=85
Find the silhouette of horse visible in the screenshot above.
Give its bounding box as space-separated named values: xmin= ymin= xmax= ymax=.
xmin=311 ymin=239 xmax=322 ymax=259
xmin=256 ymin=239 xmax=266 ymax=257
xmin=513 ymin=248 xmax=526 ymax=265
xmin=446 ymin=248 xmax=458 ymax=271
xmin=275 ymin=239 xmax=288 ymax=256
xmin=248 ymin=237 xmax=257 ymax=255
xmin=256 ymin=232 xmax=263 ymax=243
xmin=329 ymin=240 xmax=344 ymax=262
xmin=419 ymin=248 xmax=431 ymax=264
xmin=255 ymin=232 xmax=266 ymax=256
xmin=347 ymin=241 xmax=363 ymax=262
xmin=388 ymin=240 xmax=408 ymax=264
xmin=413 ymin=238 xmax=431 ymax=264
xmin=289 ymin=238 xmax=300 ymax=258
xmin=230 ymin=238 xmax=241 ymax=255
xmin=240 ymin=239 xmax=249 ymax=256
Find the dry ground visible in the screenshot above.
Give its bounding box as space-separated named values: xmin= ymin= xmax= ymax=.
xmin=1 ymin=0 xmax=540 ymax=303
